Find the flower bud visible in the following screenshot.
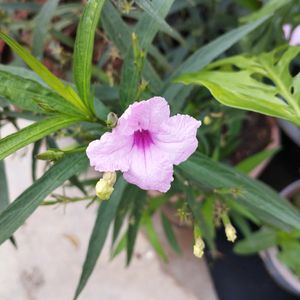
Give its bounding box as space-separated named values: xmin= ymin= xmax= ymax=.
xmin=95 ymin=179 xmax=114 ymax=201
xmin=36 ymin=149 xmax=64 ymax=161
xmin=193 ymin=238 xmax=205 ymax=258
xmin=225 ymin=223 xmax=237 ymax=242
xmin=203 ymin=116 xmax=212 ymax=125
xmin=106 ymin=112 xmax=118 ymax=128
xmin=102 ymin=171 xmax=117 ymax=185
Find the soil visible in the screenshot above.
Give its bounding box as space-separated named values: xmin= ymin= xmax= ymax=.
xmin=229 ymin=113 xmax=272 ymax=165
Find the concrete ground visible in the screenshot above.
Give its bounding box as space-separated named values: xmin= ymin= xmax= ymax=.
xmin=0 ymin=121 xmax=218 ymax=300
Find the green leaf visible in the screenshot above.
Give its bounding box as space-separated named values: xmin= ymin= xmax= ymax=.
xmin=0 ymin=152 xmax=88 ymax=246
xmin=178 ymin=153 xmax=300 ymax=231
xmin=112 ymin=185 xmax=137 ymax=245
xmin=127 ymin=188 xmax=147 ymax=265
xmin=119 ymin=0 xmax=174 ymax=107
xmin=143 ymin=213 xmax=167 ymax=262
xmin=101 ymin=1 xmax=162 ymax=93
xmin=134 ymin=0 xmax=184 ymax=45
xmin=161 ymin=212 xmax=181 ymax=254
xmin=0 ymin=161 xmax=9 ymax=213
xmin=177 ymin=46 xmax=300 ymax=125
xmin=74 ymin=178 xmax=127 ymax=300
xmin=240 ymin=0 xmax=292 ymax=23
xmin=73 ymin=0 xmax=106 ymax=112
xmin=235 ymin=148 xmax=279 ymax=174
xmin=234 ymin=228 xmax=277 ymax=254
xmin=0 ymin=70 xmax=84 ymax=116
xmin=0 ymin=115 xmax=80 ymax=161
xmin=32 ymin=0 xmax=60 ymax=58
xmin=0 ymin=32 xmax=89 ymax=116
xmin=162 ymin=15 xmax=271 ymax=112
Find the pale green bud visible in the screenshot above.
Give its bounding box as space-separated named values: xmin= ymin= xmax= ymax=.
xmin=95 ymin=179 xmax=114 ymax=201
xmin=36 ymin=149 xmax=64 ymax=161
xmin=225 ymin=223 xmax=237 ymax=242
xmin=106 ymin=112 xmax=118 ymax=128
xmin=193 ymin=238 xmax=205 ymax=258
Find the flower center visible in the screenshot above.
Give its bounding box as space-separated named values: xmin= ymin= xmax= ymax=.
xmin=133 ymin=129 xmax=154 ymax=150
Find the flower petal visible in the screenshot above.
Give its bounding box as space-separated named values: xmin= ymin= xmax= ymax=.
xmin=86 ymin=131 xmax=133 ymax=172
xmin=117 ymin=96 xmax=170 ymax=135
xmin=290 ymin=25 xmax=300 ymax=46
xmin=153 ymin=114 xmax=201 ymax=165
xmin=123 ymin=145 xmax=174 ymax=192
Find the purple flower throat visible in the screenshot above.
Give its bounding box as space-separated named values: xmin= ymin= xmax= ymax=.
xmin=133 ymin=129 xmax=154 ymax=149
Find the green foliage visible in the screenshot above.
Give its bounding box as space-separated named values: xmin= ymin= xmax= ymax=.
xmin=73 ymin=0 xmax=106 ymax=113
xmin=0 ymin=70 xmax=83 ymax=116
xmin=0 ymin=115 xmax=80 ymax=161
xmin=74 ymin=178 xmax=127 ymax=300
xmin=235 ymin=148 xmax=279 ymax=174
xmin=234 ymin=228 xmax=277 ymax=254
xmin=179 ymin=153 xmax=300 ymax=231
xmin=177 ymin=46 xmax=300 ymax=125
xmin=0 ymin=152 xmax=88 ymax=246
xmin=0 ymin=32 xmax=89 ymax=117
xmin=32 ymin=0 xmax=60 ymax=58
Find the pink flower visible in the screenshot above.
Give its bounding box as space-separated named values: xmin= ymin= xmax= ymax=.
xmin=283 ymin=24 xmax=300 ymax=46
xmin=86 ymin=97 xmax=201 ymax=192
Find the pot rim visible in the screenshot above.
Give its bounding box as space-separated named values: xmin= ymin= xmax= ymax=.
xmin=260 ymin=179 xmax=300 ymax=295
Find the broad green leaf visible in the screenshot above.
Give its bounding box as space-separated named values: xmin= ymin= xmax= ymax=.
xmin=0 ymin=32 xmax=89 ymax=116
xmin=235 ymin=148 xmax=279 ymax=174
xmin=32 ymin=0 xmax=60 ymax=58
xmin=0 ymin=152 xmax=88 ymax=246
xmin=74 ymin=178 xmax=127 ymax=300
xmin=0 ymin=70 xmax=84 ymax=116
xmin=73 ymin=0 xmax=106 ymax=112
xmin=162 ymin=15 xmax=271 ymax=112
xmin=127 ymin=188 xmax=147 ymax=265
xmin=240 ymin=0 xmax=292 ymax=23
xmin=0 ymin=115 xmax=80 ymax=161
xmin=179 ymin=153 xmax=300 ymax=231
xmin=161 ymin=212 xmax=181 ymax=254
xmin=143 ymin=213 xmax=167 ymax=261
xmin=234 ymin=228 xmax=277 ymax=254
xmin=177 ymin=46 xmax=300 ymax=125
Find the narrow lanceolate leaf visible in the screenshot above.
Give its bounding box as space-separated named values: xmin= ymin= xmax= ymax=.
xmin=0 ymin=32 xmax=88 ymax=116
xmin=127 ymin=188 xmax=147 ymax=265
xmin=179 ymin=153 xmax=300 ymax=231
xmin=74 ymin=178 xmax=127 ymax=300
xmin=177 ymin=46 xmax=300 ymax=125
xmin=0 ymin=115 xmax=80 ymax=161
xmin=32 ymin=0 xmax=60 ymax=58
xmin=119 ymin=0 xmax=174 ymax=107
xmin=73 ymin=0 xmax=106 ymax=112
xmin=235 ymin=149 xmax=279 ymax=174
xmin=161 ymin=212 xmax=181 ymax=254
xmin=234 ymin=228 xmax=277 ymax=254
xmin=0 ymin=70 xmax=84 ymax=117
xmin=135 ymin=0 xmax=184 ymax=44
xmin=0 ymin=152 xmax=88 ymax=245
xmin=162 ymin=15 xmax=271 ymax=112
xmin=0 ymin=161 xmax=9 ymax=213
xmin=143 ymin=213 xmax=167 ymax=261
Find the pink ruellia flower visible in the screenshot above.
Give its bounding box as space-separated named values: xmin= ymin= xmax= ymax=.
xmin=283 ymin=24 xmax=300 ymax=46
xmin=86 ymin=97 xmax=201 ymax=192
